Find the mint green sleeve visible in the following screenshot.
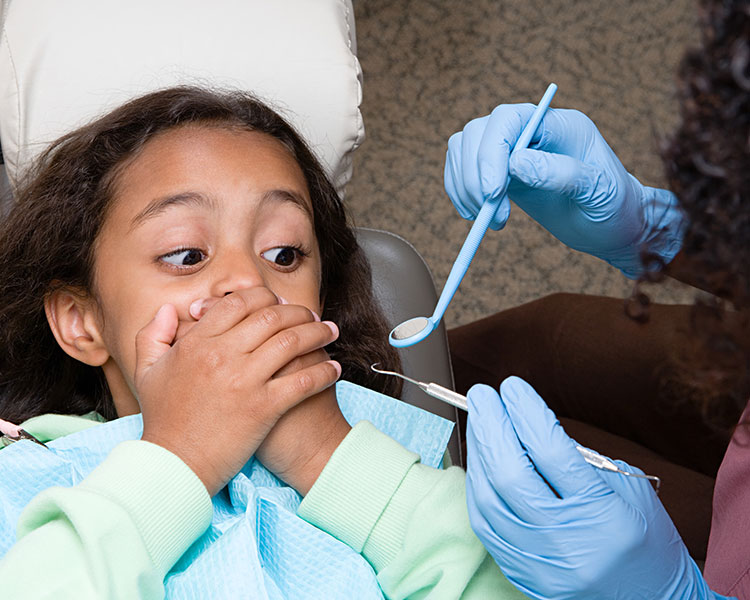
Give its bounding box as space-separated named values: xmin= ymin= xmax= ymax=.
xmin=0 ymin=440 xmax=213 ymax=599
xmin=298 ymin=421 xmax=528 ymax=600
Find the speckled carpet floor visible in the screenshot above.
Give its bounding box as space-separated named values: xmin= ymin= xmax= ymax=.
xmin=347 ymin=0 xmax=700 ymax=328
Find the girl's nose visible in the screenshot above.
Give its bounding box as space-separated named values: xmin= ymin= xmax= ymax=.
xmin=210 ymin=251 xmax=266 ymax=298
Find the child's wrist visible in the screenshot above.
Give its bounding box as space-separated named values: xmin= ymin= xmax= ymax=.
xmin=141 ymin=428 xmax=221 ymax=496
xmin=266 ymin=412 xmax=351 ymax=496
xmin=293 ymin=416 xmax=351 ymax=496
xmin=255 ymin=385 xmax=351 ymax=495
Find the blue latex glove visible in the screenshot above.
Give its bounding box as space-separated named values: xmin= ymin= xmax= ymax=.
xmin=444 ymin=105 xmax=686 ymax=278
xmin=465 ymin=377 xmax=734 ymax=600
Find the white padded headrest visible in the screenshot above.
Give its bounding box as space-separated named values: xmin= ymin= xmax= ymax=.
xmin=0 ymin=0 xmax=363 ymax=197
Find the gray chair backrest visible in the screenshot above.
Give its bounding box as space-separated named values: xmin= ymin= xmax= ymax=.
xmin=356 ymin=228 xmax=461 ymax=464
xmin=0 ymin=164 xmax=10 ymax=219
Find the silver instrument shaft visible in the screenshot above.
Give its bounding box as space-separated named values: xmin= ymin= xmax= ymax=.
xmin=370 ymin=363 xmax=661 ymax=491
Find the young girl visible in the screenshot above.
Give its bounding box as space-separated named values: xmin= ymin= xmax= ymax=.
xmin=0 ymin=87 xmax=525 ymax=599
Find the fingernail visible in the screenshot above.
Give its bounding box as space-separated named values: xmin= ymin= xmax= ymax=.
xmin=188 ymin=299 xmax=202 ymax=320
xmin=328 ymin=360 xmax=342 ymax=378
xmin=276 ymin=295 xmax=289 ymax=305
xmin=323 ymin=320 xmax=339 ymax=337
xmin=0 ymin=417 xmax=22 ymax=437
xmin=312 ymin=310 xmax=321 ymax=322
xmin=189 ymin=298 xmax=210 ymax=320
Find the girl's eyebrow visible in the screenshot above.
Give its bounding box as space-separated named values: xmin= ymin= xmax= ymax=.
xmin=259 ymin=189 xmax=313 ymax=219
xmin=129 ymin=188 xmax=311 ymax=231
xmin=130 ymin=191 xmax=213 ymax=230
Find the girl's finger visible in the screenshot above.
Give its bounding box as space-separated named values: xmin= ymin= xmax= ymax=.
xmin=223 ymin=304 xmax=322 ymax=353
xmin=266 ymin=360 xmax=342 ymax=414
xmin=189 ymin=296 xmax=220 ymax=320
xmin=248 ymin=320 xmax=340 ymax=382
xmin=134 ymin=304 xmax=179 ymax=377
xmin=190 ymin=292 xmax=292 ymax=320
xmin=272 ymin=348 xmax=330 ymax=379
xmin=191 ymin=287 xmax=279 ymax=336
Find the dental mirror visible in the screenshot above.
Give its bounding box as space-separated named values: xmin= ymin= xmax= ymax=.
xmin=389 ymin=82 xmax=558 ymax=348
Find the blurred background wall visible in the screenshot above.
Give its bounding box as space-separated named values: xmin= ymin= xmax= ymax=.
xmin=347 ymin=0 xmax=700 ymax=328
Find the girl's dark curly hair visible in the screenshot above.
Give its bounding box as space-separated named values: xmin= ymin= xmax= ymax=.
xmin=655 ymin=0 xmax=750 ymax=429
xmin=0 ymin=86 xmax=401 ymax=423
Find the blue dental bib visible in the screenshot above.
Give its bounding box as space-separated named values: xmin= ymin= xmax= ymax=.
xmin=0 ymin=381 xmax=454 ymax=599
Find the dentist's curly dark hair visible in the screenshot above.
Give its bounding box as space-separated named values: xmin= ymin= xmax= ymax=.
xmin=655 ymin=0 xmax=750 ymax=429
xmin=0 ymin=86 xmax=401 ymax=422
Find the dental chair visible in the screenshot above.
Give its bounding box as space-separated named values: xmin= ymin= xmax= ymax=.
xmin=0 ymin=0 xmax=462 ymax=463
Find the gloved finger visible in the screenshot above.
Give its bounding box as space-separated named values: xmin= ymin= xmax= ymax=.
xmin=465 ymin=478 xmax=530 ymax=573
xmin=508 ymin=149 xmax=601 ymax=202
xmin=595 ymin=458 xmax=662 ymax=509
xmin=465 ymin=438 xmax=523 ymax=543
xmin=445 ymin=132 xmax=480 ymax=221
xmin=445 ymin=114 xmax=513 ymax=231
xmin=444 ymin=152 xmax=510 ymax=232
xmin=527 ymin=108 xmax=596 ymax=157
xmin=467 ymin=383 xmax=559 ymax=523
xmin=499 ymin=376 xmax=613 ymax=500
xmin=509 ymin=148 xmax=619 ymax=219
xmin=479 ymin=104 xmax=539 ymax=231
xmin=460 ymin=116 xmax=492 ymax=210
xmin=488 ymin=200 xmax=511 ymax=231
xmin=444 ymin=143 xmax=475 ymax=221
xmin=477 ymin=103 xmax=536 ymax=201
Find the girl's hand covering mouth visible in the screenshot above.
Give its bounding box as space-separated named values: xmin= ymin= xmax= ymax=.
xmin=188 ymin=293 xmax=300 ymax=321
xmin=176 ymin=294 xmax=320 ymax=343
xmin=181 ymin=291 xmax=344 ymax=494
xmin=134 ymin=286 xmax=341 ymax=496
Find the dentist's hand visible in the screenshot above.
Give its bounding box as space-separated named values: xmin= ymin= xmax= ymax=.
xmin=444 ymin=105 xmax=685 ymax=278
xmin=465 ymin=377 xmax=730 ymax=600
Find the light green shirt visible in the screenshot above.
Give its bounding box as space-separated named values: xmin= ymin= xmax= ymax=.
xmin=1 ymin=414 xmax=526 ymax=599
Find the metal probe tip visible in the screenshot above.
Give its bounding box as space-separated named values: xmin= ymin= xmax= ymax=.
xmin=370 ymin=363 xmax=423 ymax=387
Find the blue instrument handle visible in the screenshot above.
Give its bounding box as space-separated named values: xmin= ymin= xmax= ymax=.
xmin=430 ymin=82 xmax=558 ymax=324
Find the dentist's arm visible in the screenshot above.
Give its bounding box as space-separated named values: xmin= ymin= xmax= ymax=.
xmin=444 ymin=105 xmax=685 ymax=279
xmin=465 ymin=377 xmax=734 ymax=600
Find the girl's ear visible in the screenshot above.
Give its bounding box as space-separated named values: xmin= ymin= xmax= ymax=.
xmin=45 ymin=288 xmax=110 ymax=367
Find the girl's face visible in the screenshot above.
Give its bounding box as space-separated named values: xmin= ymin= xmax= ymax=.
xmin=90 ymin=125 xmax=323 ymax=415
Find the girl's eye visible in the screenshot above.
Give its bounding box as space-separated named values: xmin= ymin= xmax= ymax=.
xmin=261 ymin=246 xmax=302 ymax=269
xmin=160 ymin=248 xmax=206 ymax=267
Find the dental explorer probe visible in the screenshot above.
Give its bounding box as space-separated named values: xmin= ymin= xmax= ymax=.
xmin=370 ymin=364 xmax=661 ymax=491
xmin=371 ymin=363 xmax=469 ymax=411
